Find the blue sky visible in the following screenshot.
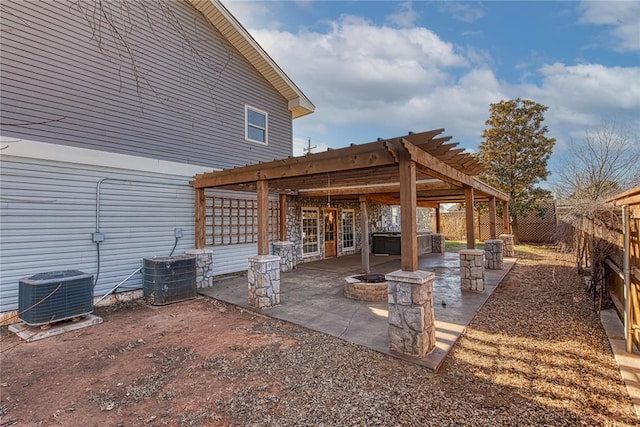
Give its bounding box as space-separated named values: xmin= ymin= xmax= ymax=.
xmin=223 ymin=1 xmax=640 ymax=183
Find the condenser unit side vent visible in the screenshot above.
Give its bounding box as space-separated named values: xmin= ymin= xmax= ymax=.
xmin=19 ymin=270 xmax=94 ymax=326
xmin=143 ymin=255 xmax=196 ymax=306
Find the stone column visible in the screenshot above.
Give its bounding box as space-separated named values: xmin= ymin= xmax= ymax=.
xmin=500 ymin=234 xmax=515 ymax=257
xmin=484 ymin=239 xmax=504 ymax=270
xmin=248 ymin=255 xmax=281 ymax=309
xmin=185 ymin=249 xmax=214 ymax=288
xmin=272 ymin=241 xmax=296 ymax=272
xmin=459 ymin=249 xmax=485 ymax=292
xmin=387 ymin=270 xmax=436 ymax=358
xmin=431 ymin=233 xmax=446 ymax=254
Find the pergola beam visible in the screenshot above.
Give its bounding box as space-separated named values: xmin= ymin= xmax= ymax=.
xmin=361 ymin=193 xmax=439 ymax=209
xmin=298 ymin=179 xmax=457 ymax=197
xmin=191 ymin=133 xmax=507 ymax=203
xmin=191 ymin=141 xmax=398 ymax=188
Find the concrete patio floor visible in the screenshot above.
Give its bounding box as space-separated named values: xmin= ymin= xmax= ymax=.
xmin=199 ymin=252 xmax=515 ymax=371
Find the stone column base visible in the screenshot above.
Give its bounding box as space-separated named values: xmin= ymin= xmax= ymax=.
xmin=460 ymin=249 xmax=485 ymax=292
xmin=432 ymin=233 xmax=446 ymax=254
xmin=185 ymin=249 xmax=214 ymax=288
xmin=484 ymin=239 xmax=504 ymax=270
xmin=248 ymin=255 xmax=281 ymax=309
xmin=499 ymin=234 xmax=515 ymax=257
xmin=272 ymin=241 xmax=296 ymax=272
xmin=387 ymin=269 xmax=436 ymax=358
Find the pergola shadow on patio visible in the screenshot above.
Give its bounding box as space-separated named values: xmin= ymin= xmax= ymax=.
xmin=200 ymin=252 xmax=515 ymax=371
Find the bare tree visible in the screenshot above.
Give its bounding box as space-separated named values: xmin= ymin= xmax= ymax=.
xmin=554 ymin=120 xmax=640 ymax=202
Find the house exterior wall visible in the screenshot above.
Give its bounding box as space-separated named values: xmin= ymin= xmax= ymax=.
xmin=286 ymin=197 xmax=364 ymax=263
xmin=0 ymin=149 xmax=201 ymax=313
xmin=0 ymin=1 xmax=301 ymax=314
xmin=0 ymin=144 xmax=270 ymax=313
xmin=0 ymin=0 xmax=293 ymax=168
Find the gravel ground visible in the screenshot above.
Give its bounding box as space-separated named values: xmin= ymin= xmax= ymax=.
xmin=216 ymin=245 xmax=638 ymax=426
xmin=1 ymin=245 xmax=637 ymax=426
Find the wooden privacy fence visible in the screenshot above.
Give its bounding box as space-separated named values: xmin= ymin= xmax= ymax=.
xmin=556 ymin=187 xmax=640 ymax=352
xmin=438 ymin=201 xmax=557 ymax=242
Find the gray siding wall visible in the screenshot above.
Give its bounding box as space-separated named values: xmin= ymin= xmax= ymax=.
xmin=0 ymin=0 xmax=293 ymax=169
xmin=0 ymin=156 xmax=263 ymax=312
xmin=0 ymin=156 xmax=194 ymax=312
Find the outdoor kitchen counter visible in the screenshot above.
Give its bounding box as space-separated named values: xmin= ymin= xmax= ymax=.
xmin=371 ymin=232 xmax=433 ymax=255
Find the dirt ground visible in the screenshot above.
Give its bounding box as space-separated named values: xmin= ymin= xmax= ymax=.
xmin=1 ymin=245 xmax=638 ymax=426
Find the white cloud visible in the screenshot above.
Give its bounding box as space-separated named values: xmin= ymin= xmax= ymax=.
xmin=251 ymin=15 xmax=468 ymax=108
xmin=525 ymin=63 xmax=640 ymax=121
xmin=222 ymin=0 xmax=284 ymax=30
xmin=578 ymin=1 xmax=640 ymax=51
xmin=386 ymin=2 xmax=420 ymax=28
xmin=439 ymin=2 xmax=485 ymax=23
xmin=514 ymin=62 xmax=640 ymax=165
xmin=249 ymin=17 xmax=506 ymax=146
xmin=233 ymin=5 xmax=638 ymax=179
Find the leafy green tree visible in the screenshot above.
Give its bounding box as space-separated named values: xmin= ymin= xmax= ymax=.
xmin=477 ymin=98 xmax=556 ymax=241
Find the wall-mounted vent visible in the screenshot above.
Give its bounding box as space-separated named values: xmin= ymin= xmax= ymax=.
xmin=18 ymin=270 xmax=94 ymax=326
xmin=143 ymin=255 xmax=196 ymax=306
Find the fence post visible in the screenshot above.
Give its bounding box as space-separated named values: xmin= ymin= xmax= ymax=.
xmin=623 ymin=205 xmax=632 ymax=353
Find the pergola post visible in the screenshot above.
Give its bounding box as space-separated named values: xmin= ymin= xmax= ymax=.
xmin=279 ymin=194 xmax=287 ymax=241
xmin=359 ymin=195 xmax=370 ymax=274
xmin=488 ymin=196 xmax=497 ymax=239
xmin=195 ymin=187 xmax=205 ymax=249
xmin=399 ymin=156 xmax=418 ymax=271
xmin=435 ymin=205 xmax=441 ymax=233
xmin=248 ymin=179 xmax=281 ymax=309
xmin=256 ymin=179 xmax=269 ymax=255
xmin=464 ymin=186 xmax=475 ymax=249
xmin=502 ymin=200 xmax=510 ymax=234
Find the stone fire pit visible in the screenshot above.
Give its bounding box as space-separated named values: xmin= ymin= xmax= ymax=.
xmin=344 ymin=274 xmax=388 ymax=302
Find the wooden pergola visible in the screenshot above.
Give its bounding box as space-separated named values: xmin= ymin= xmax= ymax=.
xmin=190 ymin=129 xmax=509 ymax=273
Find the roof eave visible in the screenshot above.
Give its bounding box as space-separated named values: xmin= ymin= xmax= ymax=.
xmin=187 ymin=0 xmax=315 ymax=119
xmin=289 ymin=98 xmax=316 ymax=119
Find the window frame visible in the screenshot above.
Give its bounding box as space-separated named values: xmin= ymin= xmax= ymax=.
xmin=341 ymin=209 xmax=355 ymax=250
xmin=245 ymin=105 xmax=268 ymax=145
xmin=301 ymin=207 xmax=320 ymax=256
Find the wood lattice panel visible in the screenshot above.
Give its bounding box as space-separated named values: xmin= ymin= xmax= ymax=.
xmin=206 ymin=196 xmax=280 ymax=246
